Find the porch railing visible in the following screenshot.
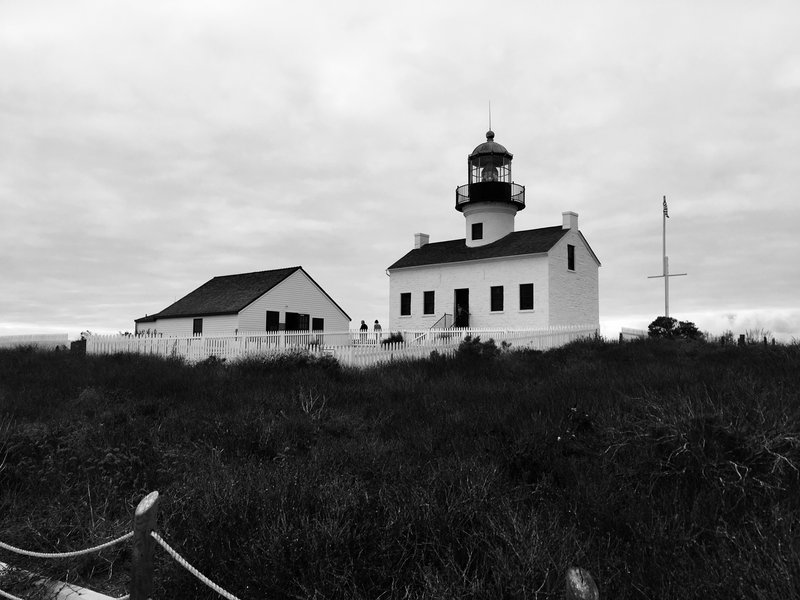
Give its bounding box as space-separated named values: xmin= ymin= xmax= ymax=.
xmin=429 ymin=313 xmax=453 ymax=330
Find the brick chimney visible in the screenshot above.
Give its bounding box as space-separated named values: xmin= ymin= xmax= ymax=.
xmin=414 ymin=233 xmax=430 ymax=249
xmin=562 ymin=211 xmax=578 ymax=230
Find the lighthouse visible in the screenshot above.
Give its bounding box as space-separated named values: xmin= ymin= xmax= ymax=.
xmin=386 ymin=127 xmax=599 ymax=332
xmin=455 ymin=130 xmax=525 ymax=247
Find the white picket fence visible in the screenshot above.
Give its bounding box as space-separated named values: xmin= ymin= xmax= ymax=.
xmin=85 ymin=330 xmax=347 ymax=363
xmin=85 ymin=325 xmax=598 ymax=367
xmin=620 ymin=327 xmax=647 ymax=341
xmin=396 ymin=325 xmax=599 ymax=351
xmin=326 ymin=341 xmax=459 ymax=367
xmin=0 ymin=333 xmax=69 ymax=350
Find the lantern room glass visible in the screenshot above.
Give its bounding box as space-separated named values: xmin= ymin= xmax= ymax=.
xmin=469 ymin=154 xmax=512 ymax=184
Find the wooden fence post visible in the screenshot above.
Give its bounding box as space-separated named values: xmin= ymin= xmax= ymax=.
xmin=131 ymin=491 xmax=160 ymax=600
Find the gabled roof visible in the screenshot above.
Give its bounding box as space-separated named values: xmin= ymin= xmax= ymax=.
xmin=388 ymin=226 xmax=575 ymax=270
xmin=136 ymin=266 xmax=350 ymax=323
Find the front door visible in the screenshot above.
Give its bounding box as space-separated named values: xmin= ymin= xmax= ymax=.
xmin=454 ymin=288 xmax=469 ymax=327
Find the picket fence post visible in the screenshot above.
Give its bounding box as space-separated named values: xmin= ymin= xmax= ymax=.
xmin=131 ymin=491 xmax=160 ymax=600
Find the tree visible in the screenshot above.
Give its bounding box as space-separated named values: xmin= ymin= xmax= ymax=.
xmin=674 ymin=320 xmax=704 ymax=340
xmin=648 ymin=316 xmax=677 ymax=338
xmin=648 ymin=316 xmax=704 ymax=340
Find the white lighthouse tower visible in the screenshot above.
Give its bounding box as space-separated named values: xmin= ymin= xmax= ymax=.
xmin=455 ymin=130 xmax=526 ymax=247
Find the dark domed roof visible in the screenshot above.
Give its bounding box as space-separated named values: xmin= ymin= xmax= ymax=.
xmin=469 ymin=130 xmax=513 ymax=158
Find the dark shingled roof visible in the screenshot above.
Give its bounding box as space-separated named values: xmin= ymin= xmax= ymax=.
xmin=136 ymin=266 xmax=349 ymax=323
xmin=387 ymin=226 xmax=571 ymax=270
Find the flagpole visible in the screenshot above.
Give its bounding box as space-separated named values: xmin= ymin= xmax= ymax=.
xmin=648 ymin=195 xmax=686 ymax=318
xmin=663 ymin=196 xmax=668 ymax=317
xmin=665 ymin=257 xmax=669 ymax=318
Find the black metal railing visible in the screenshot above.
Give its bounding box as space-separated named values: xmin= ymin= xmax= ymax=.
xmin=429 ymin=313 xmax=453 ymax=330
xmin=455 ymin=182 xmax=525 ymax=210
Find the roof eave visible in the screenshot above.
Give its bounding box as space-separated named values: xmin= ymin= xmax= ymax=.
xmin=137 ymin=310 xmax=239 ymax=321
xmin=577 ymin=231 xmax=602 ymax=266
xmin=388 ymin=250 xmax=550 ymax=272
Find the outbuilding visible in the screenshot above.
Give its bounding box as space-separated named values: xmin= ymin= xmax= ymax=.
xmin=135 ymin=266 xmax=350 ymax=336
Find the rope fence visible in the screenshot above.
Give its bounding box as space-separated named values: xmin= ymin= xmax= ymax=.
xmin=1 ymin=490 xmax=601 ymax=600
xmin=0 ymin=533 xmax=133 ymax=559
xmin=0 ymin=491 xmax=246 ymax=600
xmin=150 ymin=532 xmax=242 ymax=600
xmin=0 ymin=529 xmax=133 ymax=600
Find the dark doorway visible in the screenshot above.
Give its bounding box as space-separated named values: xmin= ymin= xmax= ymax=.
xmin=266 ymin=311 xmax=280 ymax=331
xmin=454 ymin=288 xmax=469 ymax=327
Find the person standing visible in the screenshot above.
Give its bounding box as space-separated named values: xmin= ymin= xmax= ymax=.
xmin=359 ymin=319 xmax=368 ymax=343
xmin=373 ymin=319 xmax=382 ymax=343
xmin=456 ymin=304 xmax=467 ymax=328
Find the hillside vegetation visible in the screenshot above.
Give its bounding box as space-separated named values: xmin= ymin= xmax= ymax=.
xmin=1 ymin=339 xmax=798 ymax=599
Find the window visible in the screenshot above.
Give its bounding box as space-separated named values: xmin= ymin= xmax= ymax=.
xmin=192 ymin=318 xmax=203 ymax=335
xmin=568 ymin=244 xmax=575 ymax=271
xmin=490 ymin=286 xmax=504 ymax=312
xmin=471 ymin=222 xmax=483 ymax=241
xmin=312 ymin=317 xmax=324 ymax=331
xmin=519 ymin=283 xmax=534 ymax=310
xmin=266 ymin=310 xmax=280 ymax=331
xmin=400 ymin=292 xmax=411 ymax=316
xmin=423 ymin=291 xmax=435 ymax=315
xmin=285 ymin=312 xmax=310 ymax=331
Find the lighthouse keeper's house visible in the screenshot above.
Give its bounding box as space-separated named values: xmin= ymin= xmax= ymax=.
xmin=134 ymin=266 xmax=350 ymax=336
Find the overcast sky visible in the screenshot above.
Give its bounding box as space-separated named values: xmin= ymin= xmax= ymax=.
xmin=2 ymin=1 xmax=799 ymax=341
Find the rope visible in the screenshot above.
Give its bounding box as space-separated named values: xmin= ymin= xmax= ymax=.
xmin=150 ymin=531 xmax=242 ymax=600
xmin=0 ymin=588 xmax=25 ymax=600
xmin=0 ymin=532 xmax=133 ymax=559
xmin=0 ymin=583 xmax=129 ymax=600
xmin=1 ymin=590 xmax=128 ymax=600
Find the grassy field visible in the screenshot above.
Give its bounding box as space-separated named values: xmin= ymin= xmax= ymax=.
xmin=1 ymin=338 xmax=798 ymax=599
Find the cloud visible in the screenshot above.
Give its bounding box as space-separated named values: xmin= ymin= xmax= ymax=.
xmin=1 ymin=1 xmax=800 ymax=340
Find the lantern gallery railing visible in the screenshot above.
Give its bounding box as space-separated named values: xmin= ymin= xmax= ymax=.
xmin=455 ymin=182 xmax=525 ymax=210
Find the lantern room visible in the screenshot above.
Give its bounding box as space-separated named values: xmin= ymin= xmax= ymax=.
xmin=456 ymin=130 xmax=525 ymax=211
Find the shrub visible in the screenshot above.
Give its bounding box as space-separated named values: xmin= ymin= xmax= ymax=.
xmin=232 ymin=349 xmax=340 ymax=374
xmin=648 ymin=316 xmax=677 ymax=338
xmin=381 ymin=332 xmax=404 ymax=345
xmin=745 ymin=328 xmax=773 ymax=345
xmin=674 ymin=320 xmax=704 ymax=340
xmin=455 ymin=335 xmax=501 ymax=360
xmin=648 ymin=316 xmax=704 ymax=340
